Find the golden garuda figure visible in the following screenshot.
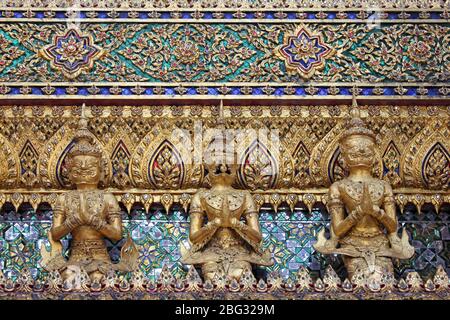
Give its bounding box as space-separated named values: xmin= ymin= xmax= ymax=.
xmin=40 ymin=108 xmax=138 ymax=284
xmin=314 ymin=96 xmax=414 ymax=279
xmin=180 ymin=147 xmax=273 ymax=281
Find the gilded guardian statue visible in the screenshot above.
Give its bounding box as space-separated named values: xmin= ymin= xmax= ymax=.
xmin=180 ymin=152 xmax=273 ymax=281
xmin=314 ymin=96 xmax=414 ymax=279
xmin=40 ymin=110 xmax=138 ymax=284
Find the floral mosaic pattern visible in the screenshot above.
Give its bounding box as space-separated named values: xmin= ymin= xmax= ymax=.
xmin=277 ymin=26 xmax=334 ymax=79
xmin=0 ymin=23 xmax=448 ymax=84
xmin=40 ymin=29 xmax=104 ymax=79
xmin=0 ymin=203 xmax=448 ymax=281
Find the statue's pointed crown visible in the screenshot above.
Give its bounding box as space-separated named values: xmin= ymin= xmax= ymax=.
xmin=205 ymin=100 xmax=238 ymax=175
xmin=67 ymin=104 xmax=102 ymax=158
xmin=339 ymin=92 xmax=376 ymax=143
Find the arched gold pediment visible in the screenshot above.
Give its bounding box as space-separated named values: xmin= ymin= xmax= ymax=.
xmin=234 ymin=124 xmax=293 ymax=190
xmin=238 ymin=139 xmax=278 ymax=191
xmin=130 ymin=128 xmax=203 ymax=189
xmin=403 ymin=120 xmax=449 ymax=190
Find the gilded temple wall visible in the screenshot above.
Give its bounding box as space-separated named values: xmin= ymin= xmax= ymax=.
xmin=0 ymin=105 xmax=448 ymax=281
xmin=0 ymin=1 xmax=449 ymax=286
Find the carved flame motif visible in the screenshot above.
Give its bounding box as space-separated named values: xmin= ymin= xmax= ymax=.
xmin=111 ymin=141 xmax=132 ymax=188
xmin=19 ymin=140 xmax=39 ymax=187
xmin=423 ymin=143 xmax=449 ymax=190
xmin=293 ymin=142 xmax=311 ymax=188
xmin=239 ymin=140 xmax=277 ymax=190
xmin=382 ymin=141 xmax=402 ymax=187
xmin=149 ymin=140 xmax=184 ymax=189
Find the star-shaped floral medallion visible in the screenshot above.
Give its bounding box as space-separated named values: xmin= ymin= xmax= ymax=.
xmin=40 ymin=29 xmax=104 ymax=79
xmin=277 ymin=26 xmax=334 ymax=79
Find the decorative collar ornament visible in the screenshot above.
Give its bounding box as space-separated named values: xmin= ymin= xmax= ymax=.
xmin=277 ymin=26 xmax=334 ymax=79
xmin=40 ymin=29 xmax=104 ymax=79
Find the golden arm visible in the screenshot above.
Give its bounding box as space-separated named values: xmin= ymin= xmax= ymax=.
xmin=92 ymin=194 xmax=123 ymax=241
xmin=329 ymin=184 xmax=359 ymax=238
xmin=50 ymin=196 xmax=76 ymax=241
xmin=232 ymin=192 xmax=262 ymax=243
xmin=379 ymin=183 xmax=398 ymax=234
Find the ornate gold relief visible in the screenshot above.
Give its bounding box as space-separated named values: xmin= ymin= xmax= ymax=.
xmin=382 ymin=141 xmax=402 ymax=188
xmin=0 ymin=133 xmax=19 ymax=188
xmin=19 ymin=140 xmax=39 ymax=187
xmin=292 ymin=142 xmax=312 ymax=188
xmin=111 ymin=140 xmax=132 ymax=188
xmin=235 ymin=128 xmax=294 ymax=190
xmin=328 ymin=148 xmax=348 ymax=183
xmin=309 ymin=122 xmax=346 ymax=187
xmin=0 ymin=104 xmax=446 ymax=195
xmin=423 ymin=143 xmax=449 ymax=190
xmin=130 ymin=128 xmax=203 ymax=189
xmin=403 ymin=120 xmax=450 ymax=190
xmin=238 ymin=139 xmax=278 ymax=191
xmin=149 ymin=140 xmax=185 ymax=189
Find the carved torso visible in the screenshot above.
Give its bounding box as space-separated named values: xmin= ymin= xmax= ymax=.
xmin=63 ymin=190 xmax=107 ymax=241
xmin=198 ymin=189 xmax=249 ymax=249
xmin=201 ymin=190 xmax=246 ymax=221
xmin=336 ymin=178 xmax=388 ymax=237
xmin=338 ymin=178 xmax=385 ymax=210
xmin=182 ymin=185 xmax=272 ymax=270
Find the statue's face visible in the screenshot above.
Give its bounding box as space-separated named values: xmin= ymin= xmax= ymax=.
xmin=341 ymin=135 xmax=375 ymax=170
xmin=68 ymin=155 xmax=101 ymax=186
